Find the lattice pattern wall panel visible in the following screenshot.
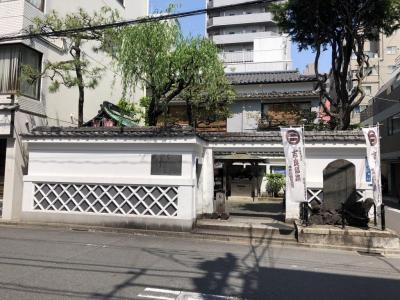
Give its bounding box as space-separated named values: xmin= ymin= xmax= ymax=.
xmin=307 ymin=188 xmax=366 ymax=203
xmin=33 ymin=183 xmax=178 ymax=217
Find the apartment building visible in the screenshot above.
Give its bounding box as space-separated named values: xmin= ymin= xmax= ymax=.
xmin=351 ymin=31 xmax=400 ymax=123
xmin=206 ymin=0 xmax=292 ymax=73
xmin=0 ymin=0 xmax=148 ymax=220
xmin=360 ymin=70 xmax=400 ymax=201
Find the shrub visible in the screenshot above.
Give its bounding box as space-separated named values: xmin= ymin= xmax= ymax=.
xmin=266 ymin=173 xmax=286 ymax=197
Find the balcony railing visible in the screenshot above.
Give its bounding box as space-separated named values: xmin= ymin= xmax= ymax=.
xmin=210 ymin=31 xmax=279 ymax=44
xmin=207 ymin=12 xmax=274 ymax=28
xmin=208 ymin=0 xmax=248 ymax=8
xmin=219 ymin=51 xmax=254 ymax=63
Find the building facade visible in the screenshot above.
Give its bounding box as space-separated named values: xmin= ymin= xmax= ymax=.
xmin=19 ymin=127 xmax=372 ymax=229
xmin=351 ymin=31 xmax=400 ymax=123
xmin=0 ymin=0 xmax=148 ymax=220
xmin=225 ymin=71 xmax=319 ymax=133
xmin=361 ymin=70 xmax=400 ymax=201
xmin=206 ymin=0 xmax=292 ymax=73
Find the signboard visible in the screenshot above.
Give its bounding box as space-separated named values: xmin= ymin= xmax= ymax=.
xmin=0 ymin=111 xmax=12 ymax=136
xmin=280 ymin=128 xmax=307 ymax=203
xmin=362 ymin=127 xmax=382 ymax=206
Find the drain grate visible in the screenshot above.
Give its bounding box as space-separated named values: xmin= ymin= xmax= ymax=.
xmin=357 ymin=251 xmax=384 ymax=257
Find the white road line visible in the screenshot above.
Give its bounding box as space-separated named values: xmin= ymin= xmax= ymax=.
xmin=137 ymin=294 xmax=175 ymax=300
xmin=145 ymin=288 xmax=181 ymax=295
xmin=138 ymin=287 xmax=241 ymax=300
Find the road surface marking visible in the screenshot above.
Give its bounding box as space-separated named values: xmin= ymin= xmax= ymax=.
xmin=145 ymin=288 xmax=180 ymax=295
xmin=138 ymin=287 xmax=241 ymax=300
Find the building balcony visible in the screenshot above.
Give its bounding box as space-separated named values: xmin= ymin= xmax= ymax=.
xmin=208 ymin=0 xmax=247 ymax=8
xmin=207 ymin=12 xmax=275 ymax=28
xmin=219 ymin=51 xmax=254 ymax=63
xmin=211 ymin=31 xmax=278 ymax=45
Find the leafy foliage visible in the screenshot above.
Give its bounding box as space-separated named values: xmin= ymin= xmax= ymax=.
xmin=272 ymin=0 xmax=400 ymax=130
xmin=116 ymin=98 xmax=144 ymax=124
xmin=111 ymin=8 xmax=235 ymax=126
xmin=266 ymin=173 xmax=286 ymax=197
xmin=23 ymin=7 xmax=119 ymax=126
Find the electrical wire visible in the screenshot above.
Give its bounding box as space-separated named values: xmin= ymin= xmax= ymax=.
xmin=0 ymin=0 xmax=280 ymax=42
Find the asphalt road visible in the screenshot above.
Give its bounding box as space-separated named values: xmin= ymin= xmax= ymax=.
xmin=384 ymin=198 xmax=400 ymax=234
xmin=0 ymin=226 xmax=399 ymax=300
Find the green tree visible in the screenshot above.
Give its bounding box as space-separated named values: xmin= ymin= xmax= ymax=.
xmin=112 ymin=12 xmax=235 ymax=126
xmin=272 ymin=0 xmax=400 ymax=129
xmin=23 ymin=7 xmax=119 ymax=126
xmin=266 ymin=174 xmax=286 ymax=197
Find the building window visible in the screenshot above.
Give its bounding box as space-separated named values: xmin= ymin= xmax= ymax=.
xmin=388 ymin=65 xmax=397 ymax=74
xmin=116 ymin=0 xmax=124 ymax=7
xmin=261 ymin=102 xmax=311 ymax=127
xmin=25 ymin=0 xmax=44 ymax=11
xmin=388 ymin=112 xmax=400 ymax=136
xmin=151 ymin=155 xmax=182 ymax=176
xmin=0 ymin=44 xmax=42 ymax=100
xmin=386 ymin=46 xmax=397 ymax=55
xmin=363 ymin=86 xmax=372 ymax=95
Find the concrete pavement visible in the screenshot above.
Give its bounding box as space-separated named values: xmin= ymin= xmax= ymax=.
xmin=0 ymin=225 xmax=399 ymax=300
xmin=384 ymin=196 xmax=400 ymax=234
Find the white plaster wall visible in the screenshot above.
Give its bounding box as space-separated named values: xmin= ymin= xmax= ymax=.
xmin=286 ymin=147 xmax=372 ymax=221
xmin=254 ymin=36 xmax=290 ymax=63
xmin=236 ymin=82 xmax=316 ymax=95
xmin=305 ymin=148 xmax=369 ymax=189
xmin=22 ymin=138 xmax=201 ymax=228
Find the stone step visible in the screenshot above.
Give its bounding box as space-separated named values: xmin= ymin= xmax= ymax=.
xmin=296 ymin=221 xmax=400 ymax=250
xmin=194 ymin=219 xmax=296 ymax=241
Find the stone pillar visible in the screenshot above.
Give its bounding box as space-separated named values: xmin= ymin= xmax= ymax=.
xmin=285 ymin=199 xmax=300 ymax=222
xmin=2 ymin=137 xmax=24 ymax=220
xmin=200 ymin=148 xmax=214 ymax=215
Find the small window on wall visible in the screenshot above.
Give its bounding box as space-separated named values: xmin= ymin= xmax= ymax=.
xmin=364 ymin=85 xmax=372 ymax=95
xmin=386 ymin=46 xmax=397 ymax=55
xmin=151 ymin=155 xmax=182 ymax=176
xmin=25 ymin=0 xmax=44 ymax=11
xmin=0 ymin=44 xmax=42 ymax=100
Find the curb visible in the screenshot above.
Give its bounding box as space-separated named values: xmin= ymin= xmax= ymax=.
xmin=0 ymin=221 xmax=399 ymax=256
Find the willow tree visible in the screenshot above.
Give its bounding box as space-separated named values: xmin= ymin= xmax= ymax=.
xmin=272 ymin=0 xmax=400 ymax=129
xmin=24 ymin=7 xmax=119 ymax=126
xmin=112 ymin=16 xmax=234 ymax=126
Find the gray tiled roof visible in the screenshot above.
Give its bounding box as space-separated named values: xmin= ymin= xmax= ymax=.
xmin=226 ymin=71 xmax=317 ymax=85
xmin=200 ymin=131 xmax=365 ymax=143
xmin=236 ymin=90 xmax=318 ymax=99
xmin=25 ymin=126 xmax=365 ymax=143
xmin=24 ymin=126 xmax=197 ymax=138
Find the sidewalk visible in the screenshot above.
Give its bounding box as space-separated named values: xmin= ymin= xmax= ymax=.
xmin=384 ymin=195 xmax=400 ymax=210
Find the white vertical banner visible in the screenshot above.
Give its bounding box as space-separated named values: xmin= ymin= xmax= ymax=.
xmin=362 ymin=126 xmax=382 ymax=206
xmin=280 ymin=128 xmax=307 ymax=203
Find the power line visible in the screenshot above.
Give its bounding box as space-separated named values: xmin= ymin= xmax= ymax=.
xmin=0 ymin=0 xmax=280 ymax=42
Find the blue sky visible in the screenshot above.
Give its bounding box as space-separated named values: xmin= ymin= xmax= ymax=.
xmin=149 ymin=0 xmax=331 ymax=73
